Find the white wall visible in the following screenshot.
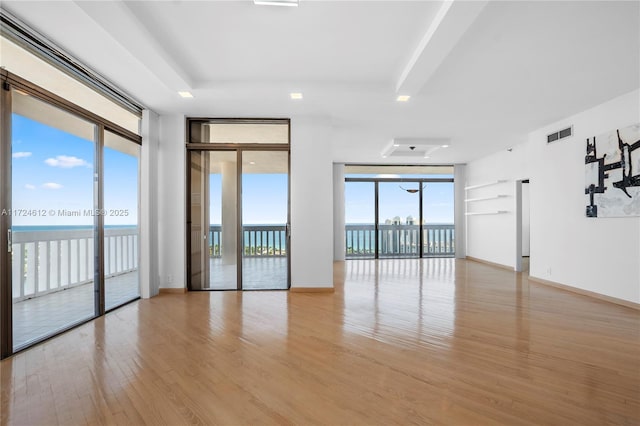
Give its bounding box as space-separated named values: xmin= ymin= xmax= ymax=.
xmin=528 ymin=90 xmax=639 ymax=303
xmin=140 ymin=109 xmax=160 ymax=298
xmin=158 ymin=114 xmax=186 ymax=289
xmin=333 ymin=163 xmax=345 ymax=261
xmin=290 ymin=118 xmax=334 ymax=288
xmin=465 ymin=145 xmax=529 ymax=268
xmin=522 ymin=182 xmax=530 ymax=257
xmin=467 ymin=89 xmax=640 ymax=303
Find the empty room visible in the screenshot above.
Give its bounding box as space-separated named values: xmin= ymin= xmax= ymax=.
xmin=0 ymin=1 xmax=638 ymax=425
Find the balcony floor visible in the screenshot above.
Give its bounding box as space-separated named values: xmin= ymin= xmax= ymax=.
xmin=12 ymin=271 xmax=139 ymax=349
xmin=205 ymin=257 xmax=288 ymax=290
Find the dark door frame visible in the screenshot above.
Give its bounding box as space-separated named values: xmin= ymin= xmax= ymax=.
xmin=185 ymin=118 xmax=291 ymax=291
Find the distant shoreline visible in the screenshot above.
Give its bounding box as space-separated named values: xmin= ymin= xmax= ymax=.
xmin=12 ymin=225 xmax=138 ymax=232
xmin=13 ymin=222 xmax=454 ymax=232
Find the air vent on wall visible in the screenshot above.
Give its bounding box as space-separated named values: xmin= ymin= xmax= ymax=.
xmin=547 ymin=126 xmax=573 ymax=143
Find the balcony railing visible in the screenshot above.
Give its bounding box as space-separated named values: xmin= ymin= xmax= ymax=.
xmin=12 ymin=228 xmax=138 ymax=302
xmin=209 ymin=225 xmax=287 ymax=258
xmin=346 ymin=224 xmax=455 ymax=258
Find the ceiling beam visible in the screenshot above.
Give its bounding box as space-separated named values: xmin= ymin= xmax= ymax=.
xmin=73 ymin=0 xmax=194 ymax=92
xmin=395 ymin=0 xmax=488 ymax=95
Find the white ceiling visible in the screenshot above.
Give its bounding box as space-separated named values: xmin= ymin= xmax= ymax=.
xmin=3 ymin=1 xmax=639 ymax=164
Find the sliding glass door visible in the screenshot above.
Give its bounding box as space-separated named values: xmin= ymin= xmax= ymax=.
xmin=378 ymin=182 xmax=421 ymax=258
xmin=10 ymin=89 xmax=97 ymax=349
xmin=104 ymin=131 xmax=140 ymax=309
xmin=0 ymin=72 xmax=142 ymax=358
xmin=344 ymin=166 xmax=455 ymax=259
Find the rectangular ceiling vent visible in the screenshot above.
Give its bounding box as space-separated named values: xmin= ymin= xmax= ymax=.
xmin=547 ymin=126 xmax=573 ymax=143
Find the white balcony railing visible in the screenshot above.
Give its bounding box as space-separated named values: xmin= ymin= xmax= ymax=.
xmin=208 ymin=225 xmax=287 ymax=258
xmin=11 ymin=228 xmax=138 ymax=302
xmin=12 ymin=223 xmax=450 ymax=301
xmin=346 ymin=224 xmax=455 ymax=258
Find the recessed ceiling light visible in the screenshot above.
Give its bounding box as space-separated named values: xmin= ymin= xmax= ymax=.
xmin=249 ymin=161 xmax=256 ymax=165
xmin=393 ymin=143 xmax=399 ymax=147
xmin=441 ymin=144 xmax=449 ymax=148
xmin=254 ymin=0 xmax=298 ymax=6
xmin=290 ymin=92 xmax=303 ymax=100
xmin=396 ymin=95 xmax=411 ymax=102
xmin=424 ymin=156 xmax=430 ymax=159
xmin=178 ymin=91 xmax=193 ymax=98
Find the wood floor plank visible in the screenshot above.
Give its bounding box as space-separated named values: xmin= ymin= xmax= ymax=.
xmin=1 ymin=258 xmax=639 ymax=425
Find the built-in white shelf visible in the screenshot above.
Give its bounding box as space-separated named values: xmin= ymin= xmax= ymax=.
xmin=465 ymin=210 xmax=509 ymax=216
xmin=464 ymin=180 xmax=508 ymax=191
xmin=464 ymin=195 xmax=508 ymax=202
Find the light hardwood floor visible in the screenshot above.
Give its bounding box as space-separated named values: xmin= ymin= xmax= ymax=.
xmin=1 ymin=258 xmax=639 ymax=425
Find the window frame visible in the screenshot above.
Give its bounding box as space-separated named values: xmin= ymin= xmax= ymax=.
xmin=0 ymin=70 xmax=141 ymax=359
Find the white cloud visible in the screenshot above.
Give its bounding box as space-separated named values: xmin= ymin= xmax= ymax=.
xmin=44 ymin=155 xmax=91 ymax=168
xmin=12 ymin=152 xmax=32 ymax=158
xmin=25 ymin=184 xmax=36 ymax=190
xmin=42 ymin=182 xmax=63 ymax=190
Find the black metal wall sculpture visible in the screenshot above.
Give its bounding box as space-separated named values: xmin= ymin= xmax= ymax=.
xmin=585 ymin=123 xmax=640 ymax=217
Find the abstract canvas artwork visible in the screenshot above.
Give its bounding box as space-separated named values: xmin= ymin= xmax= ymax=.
xmin=585 ymin=123 xmax=640 ymax=217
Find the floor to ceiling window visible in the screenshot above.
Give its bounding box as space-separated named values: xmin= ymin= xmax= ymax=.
xmin=187 ymin=119 xmax=290 ymax=291
xmin=1 ymin=20 xmax=143 ymax=358
xmin=1 ymin=72 xmax=142 ymax=357
xmin=344 ymin=165 xmax=455 ymax=259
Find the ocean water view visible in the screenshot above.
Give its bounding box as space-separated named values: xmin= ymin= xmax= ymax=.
xmin=13 ymin=222 xmax=454 ymax=256
xmin=12 ymin=224 xmax=138 ymax=232
xmin=14 ymin=224 xmax=285 ymax=256
xmin=345 ymin=222 xmax=455 ymax=256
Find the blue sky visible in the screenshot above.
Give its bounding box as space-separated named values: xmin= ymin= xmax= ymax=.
xmin=12 ymin=113 xmax=452 ymax=228
xmin=210 ymin=173 xmax=288 ymax=224
xmin=208 ymin=174 xmax=454 ymax=225
xmin=346 ymin=180 xmax=454 ymax=224
xmin=11 ymin=114 xmax=138 ymax=226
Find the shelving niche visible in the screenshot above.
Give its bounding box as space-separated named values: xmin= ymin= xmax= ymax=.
xmin=464 ymin=180 xmax=509 ymax=215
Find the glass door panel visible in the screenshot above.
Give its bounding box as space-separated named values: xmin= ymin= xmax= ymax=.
xmin=189 ymin=151 xmax=238 ymax=290
xmin=189 ymin=151 xmax=206 ymax=289
xmin=211 ymin=151 xmax=239 ymax=289
xmin=11 ymin=90 xmax=97 ymax=349
xmin=104 ymin=131 xmax=140 ymax=309
xmin=378 ymin=182 xmax=420 ymax=258
xmin=422 ymin=182 xmax=455 ymax=257
xmin=345 ymin=182 xmax=375 ymax=259
xmin=241 ymin=151 xmax=289 ymax=290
